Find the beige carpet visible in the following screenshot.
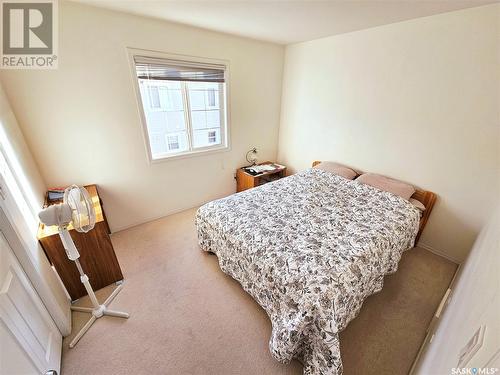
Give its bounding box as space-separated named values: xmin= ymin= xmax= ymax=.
xmin=61 ymin=208 xmax=457 ymax=375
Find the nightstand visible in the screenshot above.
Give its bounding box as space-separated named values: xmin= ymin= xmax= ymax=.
xmin=236 ymin=162 xmax=287 ymax=192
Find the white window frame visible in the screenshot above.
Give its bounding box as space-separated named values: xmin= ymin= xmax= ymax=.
xmin=127 ymin=48 xmax=231 ymax=163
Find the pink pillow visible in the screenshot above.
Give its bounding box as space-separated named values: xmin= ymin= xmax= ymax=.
xmin=357 ymin=173 xmax=415 ymax=200
xmin=313 ymin=162 xmax=357 ymax=180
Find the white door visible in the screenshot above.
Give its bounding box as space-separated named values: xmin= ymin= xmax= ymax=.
xmin=0 ymin=231 xmax=62 ymax=375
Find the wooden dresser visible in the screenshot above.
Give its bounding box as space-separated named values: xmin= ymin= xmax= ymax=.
xmin=37 ymin=185 xmax=123 ymax=301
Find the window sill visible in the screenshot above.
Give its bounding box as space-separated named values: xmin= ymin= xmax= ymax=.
xmin=149 ymin=144 xmax=230 ymax=164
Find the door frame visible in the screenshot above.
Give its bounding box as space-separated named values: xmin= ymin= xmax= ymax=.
xmin=0 ymin=83 xmax=71 ymax=336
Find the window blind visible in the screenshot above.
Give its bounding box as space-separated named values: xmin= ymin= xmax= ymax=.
xmin=134 ymin=55 xmax=226 ymax=83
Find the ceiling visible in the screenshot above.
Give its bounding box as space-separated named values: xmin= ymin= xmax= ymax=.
xmin=77 ymin=0 xmax=498 ymax=44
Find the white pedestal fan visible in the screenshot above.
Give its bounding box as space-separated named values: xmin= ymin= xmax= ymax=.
xmin=38 ymin=185 xmax=129 ymax=348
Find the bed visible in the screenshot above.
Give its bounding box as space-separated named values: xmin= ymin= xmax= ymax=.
xmin=195 ymin=162 xmax=436 ymax=375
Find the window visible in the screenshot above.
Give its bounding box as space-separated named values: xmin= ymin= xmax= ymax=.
xmin=208 ymin=130 xmax=216 ymax=143
xmin=167 ymin=135 xmax=180 ymax=150
xmin=149 ymin=86 xmax=161 ymax=109
xmin=207 ymin=88 xmax=216 ymax=107
xmin=132 ymin=52 xmax=229 ymax=161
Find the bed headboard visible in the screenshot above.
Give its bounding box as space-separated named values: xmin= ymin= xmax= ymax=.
xmin=312 ymin=161 xmax=436 ymax=243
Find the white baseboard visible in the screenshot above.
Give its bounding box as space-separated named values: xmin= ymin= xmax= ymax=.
xmin=417 ymin=242 xmax=462 ymax=265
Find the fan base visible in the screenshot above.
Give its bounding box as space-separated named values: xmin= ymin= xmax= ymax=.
xmin=69 ymin=282 xmax=129 ymax=348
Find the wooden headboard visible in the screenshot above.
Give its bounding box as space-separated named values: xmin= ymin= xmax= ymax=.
xmin=312 ymin=161 xmax=436 ymax=242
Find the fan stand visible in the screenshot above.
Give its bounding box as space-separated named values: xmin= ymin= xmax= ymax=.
xmin=69 ymin=258 xmax=129 ymax=348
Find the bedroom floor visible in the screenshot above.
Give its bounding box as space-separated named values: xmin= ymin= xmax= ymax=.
xmin=61 ymin=207 xmax=457 ymax=375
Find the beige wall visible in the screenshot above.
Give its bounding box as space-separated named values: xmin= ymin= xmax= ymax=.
xmin=0 ymin=1 xmax=284 ymax=232
xmin=415 ymin=206 xmax=500 ymax=374
xmin=278 ymin=4 xmax=500 ymax=262
xmin=0 ymin=83 xmax=71 ymax=335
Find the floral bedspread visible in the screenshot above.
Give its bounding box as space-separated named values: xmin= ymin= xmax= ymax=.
xmin=195 ymin=168 xmax=420 ymax=375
